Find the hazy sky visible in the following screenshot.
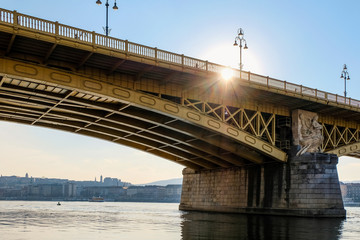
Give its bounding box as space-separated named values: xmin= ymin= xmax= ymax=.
xmin=0 ymin=0 xmax=360 ymax=184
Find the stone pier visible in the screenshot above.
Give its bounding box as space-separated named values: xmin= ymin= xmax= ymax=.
xmin=179 ymin=149 xmax=346 ymax=217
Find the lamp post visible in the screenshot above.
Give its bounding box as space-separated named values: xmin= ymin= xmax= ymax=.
xmin=96 ymin=0 xmax=118 ymax=36
xmin=233 ymin=28 xmax=248 ymax=79
xmin=340 ymin=64 xmax=350 ymax=98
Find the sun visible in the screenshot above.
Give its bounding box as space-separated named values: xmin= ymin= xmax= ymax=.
xmin=221 ymin=67 xmax=234 ymax=82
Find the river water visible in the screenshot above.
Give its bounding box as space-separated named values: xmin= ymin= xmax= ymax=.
xmin=0 ymin=201 xmax=359 ymax=240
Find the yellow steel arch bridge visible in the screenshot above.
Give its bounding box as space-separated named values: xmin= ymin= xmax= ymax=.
xmin=0 ymin=8 xmax=359 ymax=170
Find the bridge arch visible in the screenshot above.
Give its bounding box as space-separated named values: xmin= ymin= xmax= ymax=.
xmin=0 ymin=7 xmax=360 ymax=167
xmin=0 ymin=59 xmax=286 ymax=170
xmin=326 ymin=143 xmax=360 ymax=158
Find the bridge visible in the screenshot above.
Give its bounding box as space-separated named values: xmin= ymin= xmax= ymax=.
xmin=0 ymin=8 xmax=353 ymax=217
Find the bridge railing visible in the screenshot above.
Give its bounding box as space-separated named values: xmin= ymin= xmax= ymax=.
xmin=157 ymin=49 xmax=182 ymax=65
xmin=129 ymin=42 xmax=157 ymax=59
xmin=0 ymin=8 xmax=359 ymax=110
xmin=0 ymin=9 xmax=13 ymax=24
xmin=59 ymin=24 xmax=92 ymax=43
xmin=95 ymin=34 xmax=125 ymax=49
xmin=18 ymin=14 xmax=56 ymax=34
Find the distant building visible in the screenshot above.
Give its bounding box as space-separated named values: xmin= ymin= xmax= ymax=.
xmin=64 ymin=182 xmax=76 ymax=198
xmin=28 ymin=184 xmax=63 ymax=198
xmin=0 ymin=174 xmax=181 ymax=202
xmin=0 ymin=175 xmax=33 ymax=188
xmin=80 ymin=186 xmax=126 ymax=199
xmin=104 ymin=177 xmax=117 ymax=186
xmin=340 ymin=182 xmax=347 ymax=199
xmin=345 ymin=183 xmax=360 ymax=202
xmin=165 ymin=185 xmax=182 ymax=196
xmin=126 ymin=185 xmax=168 ymax=201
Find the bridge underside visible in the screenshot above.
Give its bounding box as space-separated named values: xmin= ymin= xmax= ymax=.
xmin=0 ymin=19 xmax=289 ymax=167
xmin=0 ymin=72 xmax=280 ymax=170
xmin=0 ymin=17 xmax=359 ymax=160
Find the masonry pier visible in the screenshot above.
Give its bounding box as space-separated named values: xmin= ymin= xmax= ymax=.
xmin=180 ymin=149 xmax=346 ymax=217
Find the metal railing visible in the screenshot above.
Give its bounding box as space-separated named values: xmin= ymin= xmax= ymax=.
xmin=1 ymin=8 xmax=360 ymax=109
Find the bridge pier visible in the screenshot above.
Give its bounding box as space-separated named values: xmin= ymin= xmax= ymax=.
xmin=180 ymin=148 xmax=345 ymax=217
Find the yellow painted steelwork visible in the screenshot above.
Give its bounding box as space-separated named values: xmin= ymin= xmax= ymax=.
xmin=327 ymin=142 xmax=360 ymax=158
xmin=322 ymin=124 xmax=360 ymax=157
xmin=0 ymin=8 xmax=359 ymax=112
xmin=1 ymin=8 xmax=360 ymax=165
xmin=0 ymin=58 xmax=286 ymax=167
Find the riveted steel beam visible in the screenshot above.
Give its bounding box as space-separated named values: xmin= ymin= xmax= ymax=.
xmin=108 ymin=59 xmax=126 ymax=75
xmin=77 ymin=52 xmax=94 ymax=69
xmin=43 ymin=43 xmax=58 ymax=64
xmin=0 ymin=93 xmax=232 ymax=169
xmin=0 ymin=109 xmax=204 ymax=170
xmin=6 ymin=34 xmax=16 ymax=55
xmin=326 ymin=142 xmax=360 ymax=157
xmin=0 ymin=59 xmax=287 ymax=163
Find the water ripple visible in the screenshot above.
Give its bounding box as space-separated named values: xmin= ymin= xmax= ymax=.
xmin=0 ymin=201 xmax=359 ymax=240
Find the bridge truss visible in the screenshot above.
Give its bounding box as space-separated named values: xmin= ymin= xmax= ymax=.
xmin=0 ymin=8 xmax=360 ymax=168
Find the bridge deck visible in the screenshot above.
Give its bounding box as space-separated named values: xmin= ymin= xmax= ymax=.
xmin=0 ymin=8 xmax=359 ymax=117
xmin=0 ymin=8 xmax=360 ymax=161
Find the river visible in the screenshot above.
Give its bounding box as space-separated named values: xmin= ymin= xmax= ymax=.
xmin=0 ymin=201 xmax=359 ymax=240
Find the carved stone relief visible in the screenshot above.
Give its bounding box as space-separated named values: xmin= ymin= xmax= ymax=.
xmin=292 ymin=109 xmax=323 ymax=156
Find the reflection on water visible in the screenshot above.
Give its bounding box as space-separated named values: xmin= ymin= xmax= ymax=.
xmin=1 ymin=201 xmax=360 ymax=240
xmin=181 ymin=212 xmax=344 ymax=240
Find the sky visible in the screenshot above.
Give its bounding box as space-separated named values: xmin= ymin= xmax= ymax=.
xmin=0 ymin=0 xmax=360 ymax=184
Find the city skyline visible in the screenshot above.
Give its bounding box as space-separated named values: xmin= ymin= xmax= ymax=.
xmin=0 ymin=172 xmax=124 ymax=183
xmin=0 ymin=1 xmax=360 ymax=184
xmin=0 ymin=172 xmax=144 ymax=185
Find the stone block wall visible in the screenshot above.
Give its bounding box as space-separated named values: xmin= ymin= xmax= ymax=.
xmin=287 ymin=152 xmax=345 ymax=216
xmin=180 ymin=151 xmax=345 ymax=217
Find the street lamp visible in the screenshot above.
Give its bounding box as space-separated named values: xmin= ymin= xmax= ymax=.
xmin=340 ymin=64 xmax=350 ymax=98
xmin=96 ymin=0 xmax=118 ymax=36
xmin=233 ymin=28 xmax=248 ymax=79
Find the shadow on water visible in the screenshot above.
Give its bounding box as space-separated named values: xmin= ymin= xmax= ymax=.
xmin=180 ymin=211 xmax=345 ymax=240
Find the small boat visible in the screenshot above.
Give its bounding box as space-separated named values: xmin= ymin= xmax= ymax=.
xmin=89 ymin=196 xmax=104 ymax=202
xmin=57 ymin=202 xmax=61 ymax=206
